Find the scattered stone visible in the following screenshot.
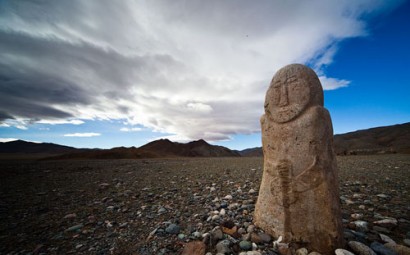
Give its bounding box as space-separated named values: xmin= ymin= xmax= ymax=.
xmin=239 ymin=240 xmax=252 ymax=251
xmin=373 ymin=218 xmax=398 ymax=226
xmin=216 ymin=239 xmax=232 ymax=254
xmin=353 ymin=220 xmax=369 ymax=232
xmin=211 ymin=228 xmax=224 ymax=241
xmin=224 ymin=195 xmax=233 ymax=200
xmin=384 ymin=243 xmax=410 ymax=255
xmin=165 ymin=223 xmax=180 ymax=234
xmin=379 ymin=234 xmax=395 ymax=244
xmin=63 ymin=213 xmax=77 ymax=219
xmin=181 ymin=241 xmax=206 ymax=255
xmin=404 ymin=239 xmax=410 ymax=247
xmin=370 ymin=241 xmax=398 ymax=255
xmin=296 ymin=248 xmax=308 ymax=255
xmin=348 ymin=241 xmax=376 ymax=255
xmin=335 ymin=249 xmax=355 ymax=255
xmin=65 ymin=224 xmax=84 ymax=232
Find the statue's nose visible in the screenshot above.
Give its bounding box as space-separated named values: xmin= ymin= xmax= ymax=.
xmin=278 ymin=85 xmax=289 ymax=107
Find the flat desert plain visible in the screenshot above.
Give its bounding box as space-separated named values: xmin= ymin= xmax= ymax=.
xmin=0 ymin=154 xmax=409 ymax=254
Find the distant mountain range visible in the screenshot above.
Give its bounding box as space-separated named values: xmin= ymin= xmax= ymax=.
xmin=239 ymin=122 xmax=410 ymax=156
xmin=0 ymin=122 xmax=409 ymax=159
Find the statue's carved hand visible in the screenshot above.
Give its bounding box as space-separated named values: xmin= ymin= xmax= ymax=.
xmin=293 ymin=156 xmax=323 ymax=193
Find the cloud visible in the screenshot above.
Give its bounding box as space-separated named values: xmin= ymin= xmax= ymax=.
xmin=319 ymin=76 xmax=350 ymax=90
xmin=63 ymin=132 xmax=101 ymax=137
xmin=0 ymin=0 xmax=403 ymax=141
xmin=120 ymin=127 xmax=142 ymax=132
xmin=37 ymin=119 xmax=84 ymax=125
xmin=0 ymin=138 xmax=18 ymax=143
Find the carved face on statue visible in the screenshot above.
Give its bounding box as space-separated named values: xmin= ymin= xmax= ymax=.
xmin=265 ymin=64 xmax=324 ymax=123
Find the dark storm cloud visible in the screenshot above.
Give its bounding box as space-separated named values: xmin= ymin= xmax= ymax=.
xmin=0 ymin=27 xmax=183 ymax=121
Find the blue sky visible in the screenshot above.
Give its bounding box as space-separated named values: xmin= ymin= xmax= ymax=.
xmin=0 ymin=0 xmax=409 ymax=150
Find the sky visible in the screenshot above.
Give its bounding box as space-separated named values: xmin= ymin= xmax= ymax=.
xmin=0 ymin=0 xmax=409 ymax=150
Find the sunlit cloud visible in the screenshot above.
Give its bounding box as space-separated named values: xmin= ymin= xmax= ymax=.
xmin=120 ymin=127 xmax=142 ymax=132
xmin=0 ymin=138 xmax=18 ymax=143
xmin=63 ymin=132 xmax=101 ymax=137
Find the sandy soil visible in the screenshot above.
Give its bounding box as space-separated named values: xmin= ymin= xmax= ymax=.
xmin=0 ymin=154 xmax=409 ymax=254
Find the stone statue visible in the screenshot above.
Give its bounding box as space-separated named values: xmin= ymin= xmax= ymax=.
xmin=254 ymin=64 xmax=344 ymax=254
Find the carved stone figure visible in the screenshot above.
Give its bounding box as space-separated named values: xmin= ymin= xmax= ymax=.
xmin=254 ymin=64 xmax=344 ymax=254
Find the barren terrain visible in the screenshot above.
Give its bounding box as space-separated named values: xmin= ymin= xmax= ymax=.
xmin=0 ymin=155 xmax=409 ymax=254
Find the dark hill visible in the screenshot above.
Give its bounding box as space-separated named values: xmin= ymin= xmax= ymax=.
xmin=47 ymin=139 xmax=240 ymax=159
xmin=0 ymin=140 xmax=80 ymax=154
xmin=334 ymin=122 xmax=410 ymax=155
xmin=139 ymin=139 xmax=240 ymax=157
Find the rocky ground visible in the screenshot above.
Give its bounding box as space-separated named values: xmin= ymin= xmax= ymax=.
xmin=0 ymin=154 xmax=409 ymax=255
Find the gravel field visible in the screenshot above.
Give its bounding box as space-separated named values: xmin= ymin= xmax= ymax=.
xmin=0 ymin=154 xmax=409 ymax=255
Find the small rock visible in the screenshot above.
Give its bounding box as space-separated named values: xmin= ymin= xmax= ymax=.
xmin=212 ymin=215 xmax=221 ymax=221
xmin=165 ymin=223 xmax=180 ymax=234
xmin=384 ymin=243 xmax=410 ymax=255
xmin=373 ymin=218 xmax=397 ymax=226
xmin=75 ymin=244 xmax=83 ymax=249
xmin=63 ymin=213 xmax=77 ymax=219
xmin=379 ymin=234 xmax=395 ymax=244
xmin=239 ymin=240 xmax=252 ymax=251
xmin=178 ymin=233 xmax=186 ymax=240
xmin=192 ymin=231 xmax=202 ymax=239
xmin=258 ymin=232 xmax=272 ymax=243
xmin=404 ymin=239 xmax=410 ymax=247
xmin=246 ymin=225 xmax=255 ymax=233
xmin=370 ymin=241 xmax=398 ymax=255
xmin=335 ymin=249 xmax=355 ymax=255
xmin=211 ymin=228 xmax=224 ymax=241
xmin=348 ymin=241 xmax=376 ymax=255
xmin=224 ymin=195 xmax=233 ymax=200
xmin=216 ymin=239 xmax=232 ymax=254
xmin=220 ymin=209 xmax=226 ymax=216
xmin=277 ymin=243 xmax=291 ymax=255
xmin=351 ymin=213 xmax=364 ymax=220
xmin=353 ymin=220 xmax=369 ymax=232
xmin=296 ymin=248 xmax=308 ymax=255
xmin=182 ymin=241 xmax=206 ymax=255
xmin=249 ymin=189 xmax=256 ymax=194
xmin=65 ymin=224 xmax=84 ymax=232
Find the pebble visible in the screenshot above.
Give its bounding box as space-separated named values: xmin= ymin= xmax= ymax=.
xmin=404 ymin=239 xmax=410 ymax=247
xmin=220 ymin=209 xmax=226 ymax=216
xmin=247 ymin=225 xmax=255 ymax=233
xmin=65 ymin=224 xmax=84 ymax=232
xmin=384 ymin=243 xmax=410 ymax=255
xmin=373 ymin=218 xmax=397 ymax=226
xmin=370 ymin=241 xmax=398 ymax=255
xmin=348 ymin=241 xmax=377 ymax=255
xmin=353 ymin=220 xmax=369 ymax=232
xmin=63 ymin=213 xmax=77 ymax=219
xmin=211 ymin=228 xmax=224 ymax=241
xmin=239 ymin=240 xmax=252 ymax=251
xmin=296 ymin=248 xmax=308 ymax=255
xmin=216 ymin=239 xmax=232 ymax=254
xmin=165 ymin=223 xmax=180 ymax=234
xmin=335 ymin=249 xmax=355 ymax=255
xmin=224 ymin=195 xmax=233 ymax=200
xmin=181 ymin=241 xmax=206 ymax=255
xmin=379 ymin=234 xmax=395 ymax=244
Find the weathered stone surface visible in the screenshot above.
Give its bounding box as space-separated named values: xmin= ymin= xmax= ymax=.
xmin=384 ymin=243 xmax=410 ymax=255
xmin=254 ymin=64 xmax=344 ymax=254
xmin=181 ymin=241 xmax=206 ymax=255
